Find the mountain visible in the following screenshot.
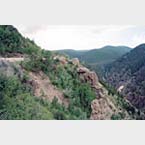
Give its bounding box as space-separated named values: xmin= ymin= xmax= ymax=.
xmin=104 ymin=44 xmax=145 ymax=111
xmin=57 ymin=46 xmax=131 ymax=78
xmin=57 ymin=46 xmax=131 ymax=65
xmin=56 ymin=49 xmax=88 ymax=59
xmin=0 ymin=25 xmax=41 ymax=56
xmin=0 ymin=25 xmax=141 ymax=120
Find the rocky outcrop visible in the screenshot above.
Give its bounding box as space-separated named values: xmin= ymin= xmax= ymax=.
xmin=90 ymin=98 xmax=115 ymax=120
xmin=71 ymin=58 xmax=80 ymax=66
xmin=53 ymin=55 xmax=68 ymax=65
xmin=76 ymin=64 xmax=130 ymax=120
xmin=76 ymin=65 xmax=114 ymax=119
xmin=77 ymin=66 xmax=99 ymax=88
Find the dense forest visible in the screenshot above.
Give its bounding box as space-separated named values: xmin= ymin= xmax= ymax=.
xmin=0 ymin=25 xmax=40 ymax=56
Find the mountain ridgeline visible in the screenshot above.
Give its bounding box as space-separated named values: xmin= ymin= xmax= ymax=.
xmin=57 ymin=46 xmax=131 ymax=77
xmin=57 ymin=46 xmax=131 ymax=65
xmin=104 ymin=44 xmax=145 ymax=111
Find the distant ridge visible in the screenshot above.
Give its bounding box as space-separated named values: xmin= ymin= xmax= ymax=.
xmin=56 ymin=45 xmax=131 ymax=65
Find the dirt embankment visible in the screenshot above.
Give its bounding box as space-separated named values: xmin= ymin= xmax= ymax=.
xmin=29 ymin=71 xmax=69 ymax=107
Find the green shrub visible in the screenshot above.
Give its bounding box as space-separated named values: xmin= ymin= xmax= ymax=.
xmin=111 ymin=112 xmax=125 ymax=120
xmin=0 ymin=74 xmax=53 ymax=120
xmin=0 ymin=25 xmax=41 ymax=56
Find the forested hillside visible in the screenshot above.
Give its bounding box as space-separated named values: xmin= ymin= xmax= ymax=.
xmin=57 ymin=46 xmax=131 ymax=65
xmin=104 ymin=44 xmax=145 ymax=111
xmin=0 ymin=25 xmax=40 ymax=56
xmin=0 ymin=25 xmax=141 ymax=120
xmin=57 ymin=46 xmax=131 ymax=78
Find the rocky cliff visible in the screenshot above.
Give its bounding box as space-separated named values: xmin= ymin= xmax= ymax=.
xmin=54 ymin=56 xmax=131 ymax=119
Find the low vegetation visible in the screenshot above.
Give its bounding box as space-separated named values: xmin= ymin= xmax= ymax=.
xmin=0 ymin=74 xmax=53 ymax=119
xmin=22 ymin=50 xmax=96 ymax=119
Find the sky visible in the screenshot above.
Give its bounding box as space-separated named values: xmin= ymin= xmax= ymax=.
xmin=15 ymin=25 xmax=145 ymax=50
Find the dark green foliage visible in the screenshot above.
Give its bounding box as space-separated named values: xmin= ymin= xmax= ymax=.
xmin=22 ymin=50 xmax=52 ymax=72
xmin=111 ymin=112 xmax=125 ymax=120
xmin=0 ymin=74 xmax=53 ymax=120
xmin=57 ymin=46 xmax=131 ymax=65
xmin=38 ymin=97 xmax=87 ymax=120
xmin=72 ymin=83 xmax=95 ymax=117
xmin=23 ymin=53 xmax=96 ymax=119
xmin=46 ymin=62 xmax=96 ymax=118
xmin=80 ymin=46 xmax=131 ymax=64
xmin=0 ymin=25 xmax=40 ymax=56
xmin=0 ymin=26 xmax=22 ymax=54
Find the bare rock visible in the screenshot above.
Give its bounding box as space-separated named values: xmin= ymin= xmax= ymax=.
xmin=77 ymin=66 xmax=99 ymax=88
xmin=53 ymin=55 xmax=68 ymax=65
xmin=77 ymin=67 xmax=89 ymax=73
xmin=90 ymin=98 xmax=115 ymax=120
xmin=71 ymin=58 xmax=80 ymax=66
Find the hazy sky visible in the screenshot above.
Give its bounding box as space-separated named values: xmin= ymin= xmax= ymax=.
xmin=15 ymin=25 xmax=145 ymax=50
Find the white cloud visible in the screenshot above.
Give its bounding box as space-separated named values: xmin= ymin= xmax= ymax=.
xmin=15 ymin=25 xmax=145 ymax=50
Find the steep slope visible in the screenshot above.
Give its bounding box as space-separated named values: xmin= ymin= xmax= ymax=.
xmin=51 ymin=57 xmax=132 ymax=120
xmin=29 ymin=71 xmax=69 ymax=106
xmin=80 ymin=46 xmax=131 ymax=64
xmin=0 ymin=56 xmax=133 ymax=120
xmin=0 ymin=25 xmax=41 ymax=57
xmin=0 ymin=59 xmax=54 ymax=120
xmin=0 ymin=25 xmax=136 ymax=120
xmin=104 ymin=44 xmax=145 ymax=111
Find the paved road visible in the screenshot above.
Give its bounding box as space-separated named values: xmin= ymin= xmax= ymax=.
xmin=0 ymin=57 xmax=24 ymax=62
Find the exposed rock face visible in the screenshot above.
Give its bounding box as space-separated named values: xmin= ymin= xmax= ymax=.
xmin=76 ymin=65 xmax=130 ymax=120
xmin=53 ymin=55 xmax=68 ymax=65
xmin=77 ymin=66 xmax=89 ymax=73
xmin=90 ymin=98 xmax=114 ymax=120
xmin=29 ymin=71 xmax=69 ymax=107
xmin=76 ymin=65 xmax=115 ymax=119
xmin=77 ymin=66 xmax=98 ymax=88
xmin=71 ymin=58 xmax=80 ymax=66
